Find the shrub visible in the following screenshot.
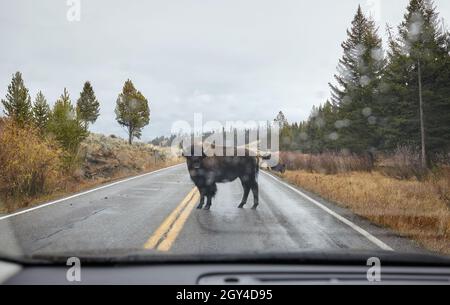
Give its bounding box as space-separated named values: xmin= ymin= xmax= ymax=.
xmin=280 ymin=151 xmax=373 ymax=174
xmin=380 ymin=146 xmax=426 ymax=180
xmin=0 ymin=119 xmax=63 ymax=210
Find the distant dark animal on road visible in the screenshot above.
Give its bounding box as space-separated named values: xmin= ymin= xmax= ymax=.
xmin=270 ymin=163 xmax=286 ymax=174
xmin=184 ymin=146 xmax=270 ymax=210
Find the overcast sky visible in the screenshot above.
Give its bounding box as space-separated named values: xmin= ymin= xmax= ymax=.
xmin=1 ymin=0 xmax=449 ymax=141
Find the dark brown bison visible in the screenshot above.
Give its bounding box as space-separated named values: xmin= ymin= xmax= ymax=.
xmin=270 ymin=163 xmax=286 ymax=174
xmin=184 ymin=146 xmax=270 ymax=210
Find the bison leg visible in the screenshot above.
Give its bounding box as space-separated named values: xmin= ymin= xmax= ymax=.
xmin=251 ymin=182 xmax=259 ymax=210
xmin=238 ymin=178 xmax=251 ymax=208
xmin=197 ymin=188 xmax=205 ymax=209
xmin=204 ymin=195 xmax=212 ymax=210
xmin=204 ymin=184 xmax=216 ymax=210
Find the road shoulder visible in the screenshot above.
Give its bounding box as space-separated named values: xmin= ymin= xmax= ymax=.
xmin=261 ymin=170 xmax=431 ymax=255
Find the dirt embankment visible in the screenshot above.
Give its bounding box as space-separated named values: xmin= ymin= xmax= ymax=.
xmin=78 ymin=134 xmax=180 ymax=180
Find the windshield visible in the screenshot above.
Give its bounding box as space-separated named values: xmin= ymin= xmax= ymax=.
xmin=0 ymin=0 xmax=449 ymax=263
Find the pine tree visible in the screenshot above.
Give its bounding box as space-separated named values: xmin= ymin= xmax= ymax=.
xmin=305 ymin=105 xmax=325 ymax=153
xmin=292 ymin=121 xmax=309 ymax=152
xmin=76 ymin=81 xmax=100 ymax=130
xmin=47 ymin=88 xmax=87 ymax=156
xmin=32 ymin=91 xmax=51 ymax=132
xmin=115 ymin=80 xmax=150 ymax=145
xmin=273 ymin=111 xmax=289 ymax=129
xmin=321 ymin=101 xmax=341 ymax=152
xmin=381 ymin=0 xmax=450 ymax=161
xmin=1 ymin=72 xmax=33 ymax=127
xmin=329 ymin=6 xmax=385 ymax=153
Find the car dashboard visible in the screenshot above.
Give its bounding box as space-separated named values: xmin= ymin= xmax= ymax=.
xmin=2 ymin=261 xmax=450 ymax=285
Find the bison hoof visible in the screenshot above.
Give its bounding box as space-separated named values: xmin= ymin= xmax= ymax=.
xmin=204 ymin=205 xmax=211 ymax=210
xmin=251 ymin=205 xmax=258 ymax=210
xmin=238 ymin=203 xmax=245 ymax=208
xmin=197 ymin=205 xmax=203 ymax=209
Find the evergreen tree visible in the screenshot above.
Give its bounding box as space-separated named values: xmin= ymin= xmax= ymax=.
xmin=32 ymin=91 xmax=51 ymax=132
xmin=76 ymin=81 xmax=100 ymax=130
xmin=292 ymin=121 xmax=309 ymax=151
xmin=1 ymin=72 xmax=33 ymax=127
xmin=320 ymin=101 xmax=341 ymax=152
xmin=329 ymin=6 xmax=385 ymax=153
xmin=115 ymin=80 xmax=150 ymax=145
xmin=305 ymin=105 xmax=326 ymax=153
xmin=47 ymin=88 xmax=87 ymax=156
xmin=273 ymin=111 xmax=289 ymax=129
xmin=381 ymin=0 xmax=450 ymax=160
xmin=279 ymin=1 xmax=449 ymax=160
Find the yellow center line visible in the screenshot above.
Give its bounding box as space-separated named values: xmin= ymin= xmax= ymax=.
xmin=144 ymin=187 xmax=200 ymax=251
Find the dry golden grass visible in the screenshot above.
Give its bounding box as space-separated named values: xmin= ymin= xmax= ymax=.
xmin=0 ymin=119 xmax=64 ymax=209
xmin=0 ymin=158 xmax=182 ymax=214
xmin=281 ymin=169 xmax=450 ymax=255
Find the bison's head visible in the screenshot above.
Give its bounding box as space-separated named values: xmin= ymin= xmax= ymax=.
xmin=185 ymin=155 xmax=205 ymax=169
xmin=182 ymin=145 xmax=206 ymax=170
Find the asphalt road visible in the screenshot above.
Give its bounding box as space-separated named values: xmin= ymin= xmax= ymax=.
xmin=0 ymin=164 xmax=424 ymax=259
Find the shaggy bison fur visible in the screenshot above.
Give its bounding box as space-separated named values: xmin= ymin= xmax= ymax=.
xmin=184 ymin=146 xmax=270 ymax=210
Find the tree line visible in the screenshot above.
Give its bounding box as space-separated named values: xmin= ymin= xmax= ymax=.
xmin=279 ymin=0 xmax=450 ymax=168
xmin=1 ymin=73 xmax=151 ymax=167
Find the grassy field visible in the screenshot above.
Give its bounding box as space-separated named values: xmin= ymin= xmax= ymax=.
xmin=280 ymin=169 xmax=450 ymax=255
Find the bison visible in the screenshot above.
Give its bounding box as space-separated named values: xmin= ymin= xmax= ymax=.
xmin=184 ymin=146 xmax=270 ymax=210
xmin=270 ymin=163 xmax=286 ymax=174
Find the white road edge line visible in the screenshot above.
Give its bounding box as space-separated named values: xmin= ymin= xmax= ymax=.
xmin=0 ymin=164 xmax=184 ymax=221
xmin=261 ymin=171 xmax=394 ymax=251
